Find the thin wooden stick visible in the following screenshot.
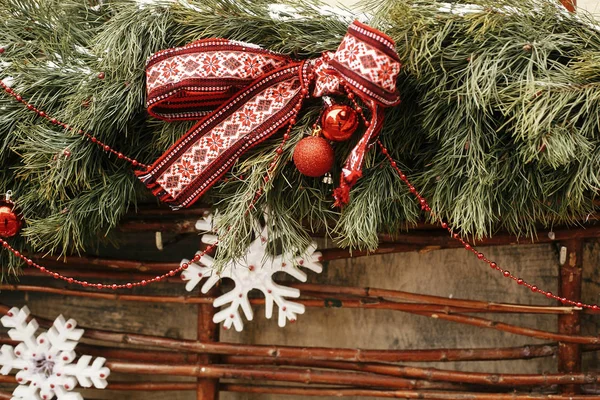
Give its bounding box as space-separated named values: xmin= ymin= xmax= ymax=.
xmin=3 ymin=380 xmax=600 ymax=400
xmin=0 ymin=284 xmax=215 ymax=303
xmin=0 ymin=376 xmax=579 ymax=399
xmin=0 ymin=376 xmax=15 ymax=384
xmin=294 ymin=284 xmax=588 ymax=314
xmin=79 ymin=345 xmax=195 ymax=364
xmin=1 ymin=279 xmax=587 ymax=315
xmin=13 ymin=351 xmax=597 ymax=389
xmin=222 ymin=384 xmax=600 ymax=399
xmin=219 ymin=356 xmax=600 ymax=386
xmin=106 ymin=361 xmax=463 ymax=390
xmin=300 ymin=290 xmax=577 ymax=315
xmin=28 ymin=255 xmax=179 ymax=272
xmin=108 ymin=382 xmax=196 ymax=391
xmin=5 ymin=354 xmax=591 ymax=389
xmin=0 ymin=333 xmax=562 ymax=363
xmin=408 ymin=311 xmax=599 ymax=345
xmin=0 ymin=284 xmax=578 ymax=315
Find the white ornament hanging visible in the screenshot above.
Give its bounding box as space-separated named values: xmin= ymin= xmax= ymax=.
xmin=181 ymin=214 xmax=323 ymax=331
xmin=0 ymin=306 xmax=110 ymax=400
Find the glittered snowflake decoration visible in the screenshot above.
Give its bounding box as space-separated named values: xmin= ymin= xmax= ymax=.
xmin=0 ymin=306 xmax=110 ymax=400
xmin=181 ymin=214 xmax=323 ymax=331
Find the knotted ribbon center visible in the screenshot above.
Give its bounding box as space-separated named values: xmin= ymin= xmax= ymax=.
xmin=137 ymin=20 xmax=401 ymax=209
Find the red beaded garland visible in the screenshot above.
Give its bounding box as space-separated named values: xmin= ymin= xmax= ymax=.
xmin=0 ymin=80 xmax=148 ymax=169
xmin=0 ymin=236 xmax=218 ymax=290
xmin=375 ymin=139 xmax=596 ymax=310
xmin=0 ymin=77 xmax=311 ymax=291
xmin=339 ymin=73 xmax=587 ymax=308
xmin=0 ymin=146 xmax=288 ymax=289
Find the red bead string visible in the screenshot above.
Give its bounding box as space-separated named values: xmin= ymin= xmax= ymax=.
xmin=0 ymin=80 xmax=149 ymax=169
xmin=0 ymin=79 xmax=311 ymax=290
xmin=376 ymin=140 xmax=599 ymax=311
xmin=0 ymin=126 xmax=291 ymax=289
xmin=330 ymin=70 xmax=595 ymax=311
xmin=0 ymin=236 xmax=216 ymax=289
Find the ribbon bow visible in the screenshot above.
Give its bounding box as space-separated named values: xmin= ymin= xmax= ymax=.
xmin=137 ymin=20 xmax=401 ymax=209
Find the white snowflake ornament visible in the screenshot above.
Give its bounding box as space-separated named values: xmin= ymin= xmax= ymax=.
xmin=181 ymin=216 xmax=323 ymax=331
xmin=0 ymin=306 xmax=110 ymax=400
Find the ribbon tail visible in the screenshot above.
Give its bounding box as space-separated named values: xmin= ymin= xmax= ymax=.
xmin=333 ymin=102 xmax=384 ymax=207
xmin=137 ymin=62 xmax=309 ymax=209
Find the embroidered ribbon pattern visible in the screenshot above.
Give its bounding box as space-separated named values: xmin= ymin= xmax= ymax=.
xmin=137 ymin=21 xmax=401 ymax=209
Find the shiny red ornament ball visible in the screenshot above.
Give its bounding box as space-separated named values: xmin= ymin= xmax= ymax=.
xmin=321 ymin=105 xmax=359 ymax=142
xmin=293 ymin=136 xmax=335 ymax=177
xmin=0 ymin=203 xmax=21 ymax=238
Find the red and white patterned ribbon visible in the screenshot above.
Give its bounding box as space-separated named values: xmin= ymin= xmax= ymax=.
xmin=137 ymin=21 xmax=401 ymax=209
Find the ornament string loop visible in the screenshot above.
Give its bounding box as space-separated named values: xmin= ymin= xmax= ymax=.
xmin=137 ymin=20 xmax=401 ymax=209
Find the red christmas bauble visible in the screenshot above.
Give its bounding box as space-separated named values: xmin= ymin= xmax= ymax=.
xmin=0 ymin=203 xmax=21 ymax=238
xmin=321 ymin=105 xmax=359 ymax=142
xmin=293 ymin=136 xmax=335 ymax=177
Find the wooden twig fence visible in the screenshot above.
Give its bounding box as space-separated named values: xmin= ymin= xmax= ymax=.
xmin=0 ymin=206 xmax=599 ymax=399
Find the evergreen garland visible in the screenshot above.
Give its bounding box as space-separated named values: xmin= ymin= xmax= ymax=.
xmin=0 ymin=0 xmax=598 ymax=276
